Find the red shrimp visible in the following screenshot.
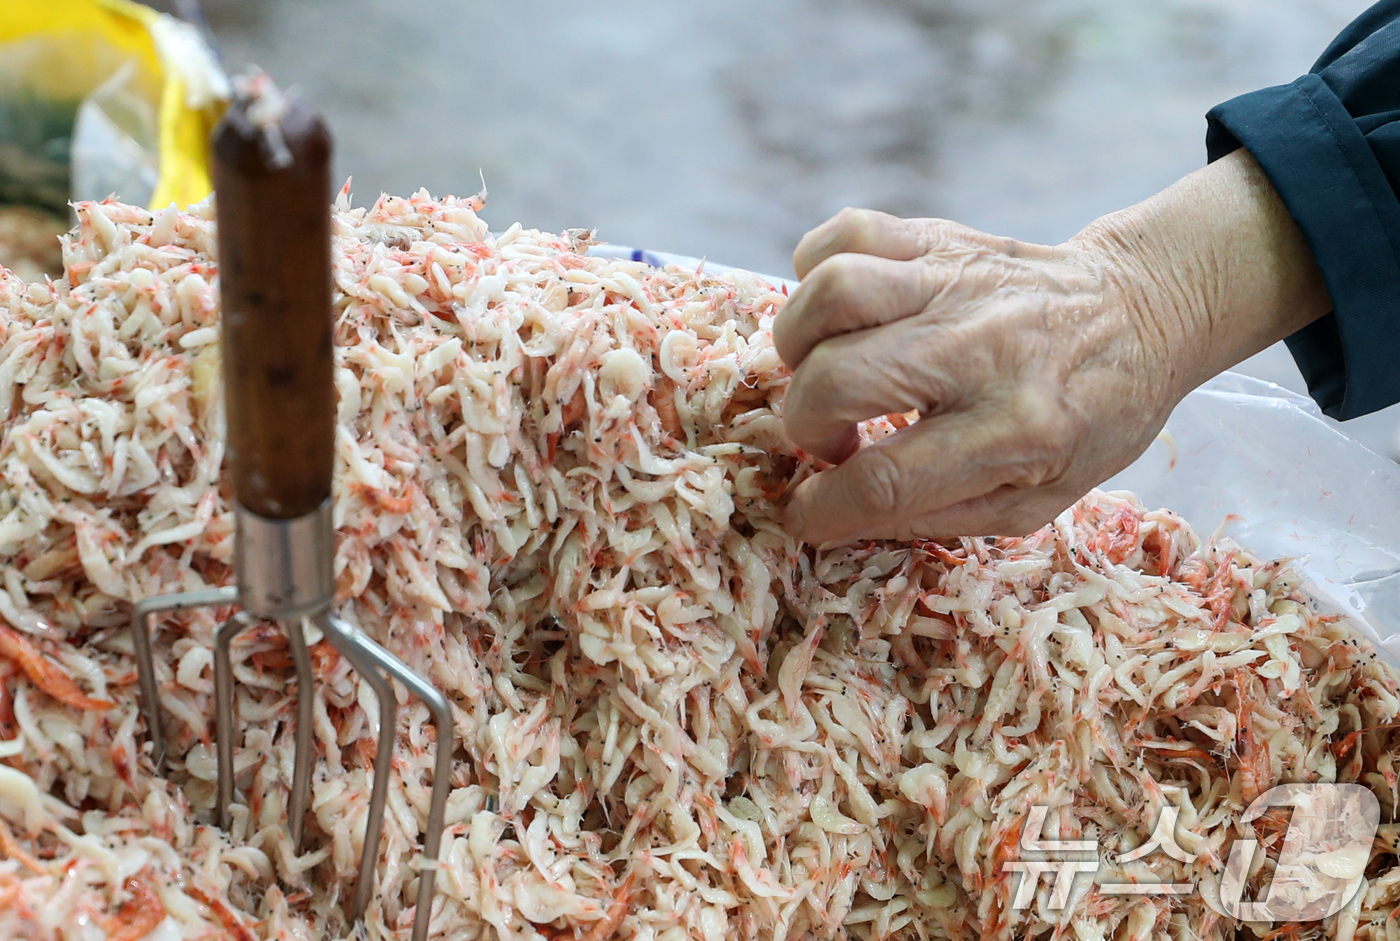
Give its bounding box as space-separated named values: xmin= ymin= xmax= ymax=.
xmin=0 ymin=625 xmax=114 ymax=711
xmin=102 ymin=879 xmax=166 ymax=941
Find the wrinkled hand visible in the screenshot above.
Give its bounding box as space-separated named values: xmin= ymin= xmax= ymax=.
xmin=775 ymin=151 xmax=1330 ymax=544
xmin=774 ymin=210 xmax=1173 ymax=543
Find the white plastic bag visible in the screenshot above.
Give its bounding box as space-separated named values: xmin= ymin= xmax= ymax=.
xmin=1103 ymin=372 xmax=1400 ymax=662
xmin=590 ymin=244 xmax=1400 ymax=663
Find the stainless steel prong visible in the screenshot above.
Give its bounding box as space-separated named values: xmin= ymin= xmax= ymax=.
xmin=286 ymin=616 xmax=316 ymax=851
xmin=131 ymin=586 xmax=240 ymax=771
xmin=394 ymin=648 xmax=453 ymax=941
xmin=230 ymin=503 xmax=335 ymax=849
xmin=317 ymin=611 xmax=397 ymax=924
xmin=318 ymin=612 xmax=454 ymax=941
xmin=213 ymin=610 xmax=253 ymax=830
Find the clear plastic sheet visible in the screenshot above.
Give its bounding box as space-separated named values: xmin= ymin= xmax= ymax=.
xmin=590 ymin=244 xmax=1400 ymax=664
xmin=1103 ymin=371 xmax=1400 ymax=664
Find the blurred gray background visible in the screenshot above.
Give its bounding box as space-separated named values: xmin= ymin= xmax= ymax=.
xmin=181 ymin=0 xmax=1399 ymax=457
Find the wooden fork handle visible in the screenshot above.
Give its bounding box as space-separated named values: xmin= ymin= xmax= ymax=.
xmin=213 ymin=86 xmax=335 ymax=520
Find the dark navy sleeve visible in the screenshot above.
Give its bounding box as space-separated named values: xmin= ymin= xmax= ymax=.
xmin=1205 ymin=0 xmax=1400 ymax=421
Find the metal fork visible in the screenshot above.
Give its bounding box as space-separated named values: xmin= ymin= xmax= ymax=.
xmin=129 ymin=80 xmax=453 ymax=941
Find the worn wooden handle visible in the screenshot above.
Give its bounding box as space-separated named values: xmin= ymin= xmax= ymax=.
xmin=213 ymin=87 xmax=335 ymax=519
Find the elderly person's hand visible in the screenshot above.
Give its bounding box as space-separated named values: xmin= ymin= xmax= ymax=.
xmin=775 ymin=149 xmax=1332 ymax=544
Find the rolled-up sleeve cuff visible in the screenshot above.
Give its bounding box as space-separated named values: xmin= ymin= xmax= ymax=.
xmin=1207 ymin=74 xmax=1400 ymax=420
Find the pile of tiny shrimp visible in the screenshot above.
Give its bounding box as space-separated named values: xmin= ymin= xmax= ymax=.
xmin=2 ymin=191 xmax=1400 ymax=941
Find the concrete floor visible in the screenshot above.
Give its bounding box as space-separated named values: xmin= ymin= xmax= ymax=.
xmin=192 ymin=0 xmax=1400 ymax=457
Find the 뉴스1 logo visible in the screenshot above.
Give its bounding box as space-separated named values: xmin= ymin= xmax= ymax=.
xmin=1003 ymin=783 xmax=1380 ymax=922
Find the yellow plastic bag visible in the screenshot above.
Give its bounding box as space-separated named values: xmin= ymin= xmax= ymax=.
xmin=0 ymin=0 xmax=227 ymax=213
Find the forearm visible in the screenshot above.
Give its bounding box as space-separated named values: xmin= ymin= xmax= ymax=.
xmin=1073 ymin=148 xmax=1331 ymax=400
